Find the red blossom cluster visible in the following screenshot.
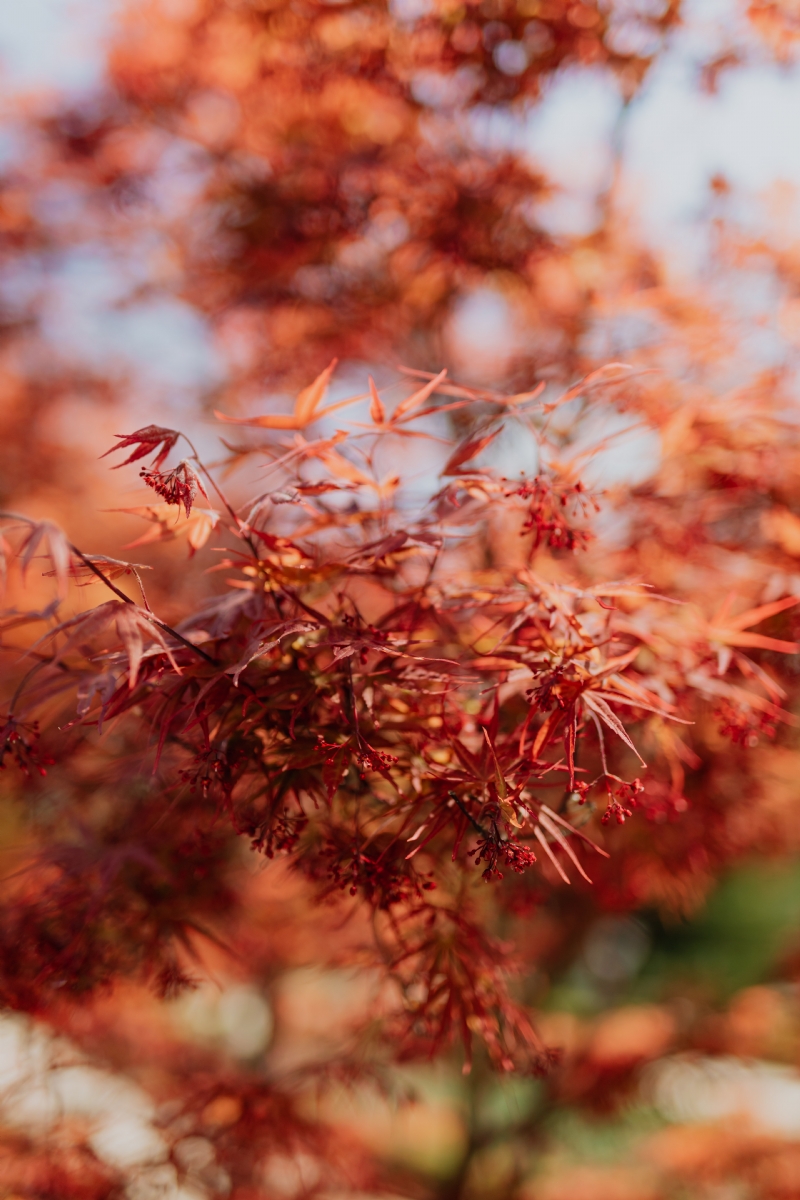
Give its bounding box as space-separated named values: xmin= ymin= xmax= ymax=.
xmin=714 ymin=699 xmax=778 ymax=746
xmin=601 ymin=778 xmax=644 ymax=825
xmin=139 ymin=461 xmax=206 ymax=518
xmin=470 ymin=826 xmax=539 ymax=881
xmin=0 ymin=716 xmax=52 ymax=777
xmin=517 ymin=475 xmax=600 ymax=552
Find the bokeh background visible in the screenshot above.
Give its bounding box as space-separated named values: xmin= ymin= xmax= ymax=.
xmin=4 ymin=1 xmax=800 ymax=1198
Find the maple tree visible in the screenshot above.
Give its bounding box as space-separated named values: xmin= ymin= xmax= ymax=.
xmin=3 ymin=0 xmax=800 ymax=1197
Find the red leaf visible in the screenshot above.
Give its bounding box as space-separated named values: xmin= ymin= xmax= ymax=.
xmin=102 ymin=425 xmax=180 ymax=470
xmin=442 ymin=428 xmax=500 ymax=476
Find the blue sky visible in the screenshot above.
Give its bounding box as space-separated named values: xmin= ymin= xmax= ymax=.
xmin=0 ymin=0 xmax=118 ymax=95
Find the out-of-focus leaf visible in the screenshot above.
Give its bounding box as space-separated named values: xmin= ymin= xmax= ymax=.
xmin=368 ymin=376 xmax=385 ymax=424
xmin=442 ymin=428 xmax=500 ymax=476
xmin=215 ymin=360 xmax=363 ymax=431
xmin=393 ymin=368 xmax=447 ymax=421
xmin=113 ymin=504 xmax=220 ymax=556
xmin=4 ymin=516 xmax=72 ymax=598
xmin=37 ymin=600 xmax=180 ymax=687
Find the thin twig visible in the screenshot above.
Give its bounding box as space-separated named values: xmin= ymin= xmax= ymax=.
xmin=449 ymin=791 xmax=488 ymax=838
xmin=69 ymin=545 xmax=219 ymax=666
xmin=180 ymin=433 xmax=262 ymax=562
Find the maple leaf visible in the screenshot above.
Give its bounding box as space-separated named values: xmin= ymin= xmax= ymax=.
xmin=38 ymin=599 xmax=181 ymax=687
xmin=442 ymin=428 xmax=501 ymax=476
xmin=492 ymin=381 xmax=546 ymax=407
xmin=101 ymin=425 xmax=180 ymax=470
xmin=368 ymin=376 xmax=385 ymax=424
xmin=398 ymin=367 xmax=546 ymax=410
xmin=112 ymin=504 xmax=220 ymax=555
xmin=296 ymin=481 xmax=359 ymax=496
xmin=0 ymin=513 xmax=72 ymax=599
xmin=686 ymin=669 xmax=797 ymax=724
xmin=388 ymin=369 xmax=448 ymax=423
xmin=349 ymin=531 xmax=411 ymax=563
xmin=115 ymin=604 xmax=181 ymax=686
xmin=701 ymin=592 xmax=800 ymax=674
xmin=352 ymin=371 xmax=453 ymax=441
xmin=75 ymin=670 xmax=118 ymax=728
xmin=215 ymin=360 xmax=362 ymax=431
xmin=227 ymin=619 xmax=319 ymax=685
xmin=583 ymin=692 xmax=647 ymax=766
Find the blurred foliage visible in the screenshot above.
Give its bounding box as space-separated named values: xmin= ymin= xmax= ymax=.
xmin=642 ymin=860 xmax=800 ymax=1001
xmin=3 ymin=0 xmax=800 ymax=1199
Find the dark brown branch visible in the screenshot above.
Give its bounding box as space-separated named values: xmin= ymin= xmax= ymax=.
xmin=449 ymin=791 xmax=489 ymax=838
xmin=69 ymin=545 xmax=219 ymax=666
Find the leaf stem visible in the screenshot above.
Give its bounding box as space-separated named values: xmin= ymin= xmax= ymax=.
xmin=179 ymin=433 xmax=261 ymax=562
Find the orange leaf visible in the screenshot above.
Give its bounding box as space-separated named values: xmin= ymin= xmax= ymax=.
xmin=369 ymin=376 xmax=385 ymax=424
xmin=717 ymin=631 xmax=800 ymax=654
xmin=318 ymin=449 xmax=373 ymax=488
xmin=725 ymin=594 xmax=800 ymax=631
xmin=113 ymin=505 xmax=220 ymax=556
xmin=214 ymin=411 xmax=302 ymax=430
xmin=294 ymin=358 xmax=339 ymax=425
xmin=215 ymin=359 xmax=364 ymax=431
xmin=393 ymin=368 xmax=447 ymax=421
xmin=442 ymin=428 xmax=500 ymax=476
xmin=495 ymin=381 xmax=545 ymax=407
